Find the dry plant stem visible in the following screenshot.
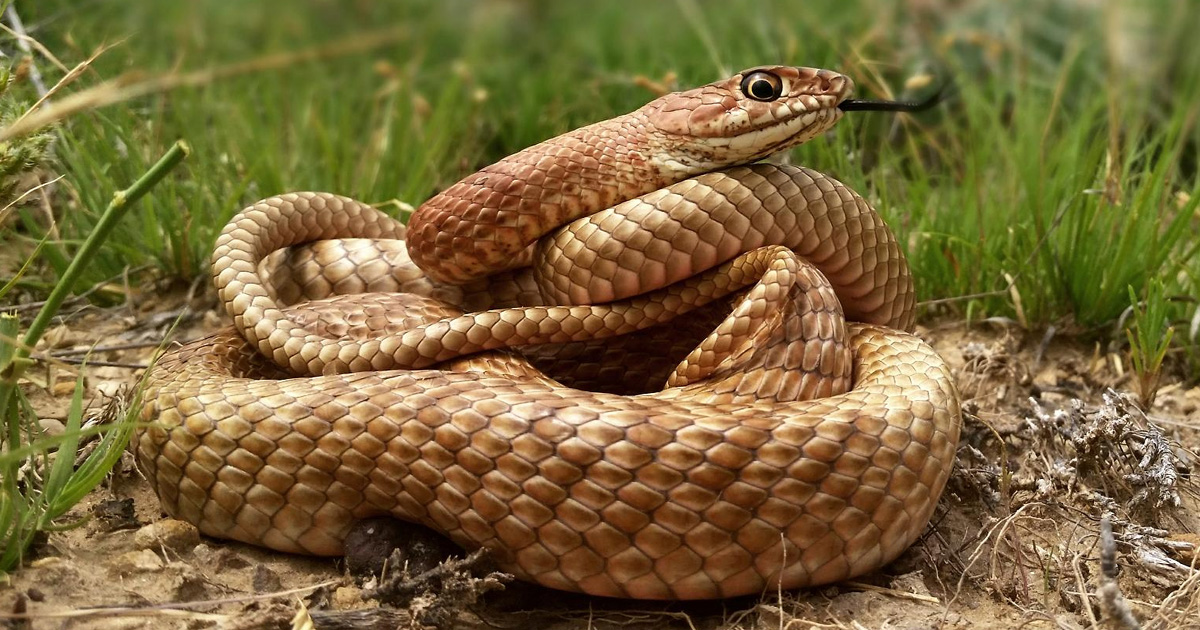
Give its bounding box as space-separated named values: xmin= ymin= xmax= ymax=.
xmin=1144 ymin=566 xmax=1200 ymax=630
xmin=0 ymin=29 xmax=408 ymax=143
xmin=1098 ymin=517 xmax=1141 ymax=629
xmin=842 ymin=581 xmax=940 ymax=604
xmin=1 ymin=6 xmax=50 ymax=96
xmin=49 ymin=341 xmax=166 ymax=356
xmin=9 ymin=264 xmax=155 ymax=315
xmin=41 ymin=357 xmax=146 ymax=369
xmin=1074 ymin=551 xmax=1101 ymax=630
xmin=942 ymin=502 xmax=1040 ymax=623
xmin=7 ymin=42 xmax=120 ymax=136
xmin=0 ymin=175 xmax=64 ymax=229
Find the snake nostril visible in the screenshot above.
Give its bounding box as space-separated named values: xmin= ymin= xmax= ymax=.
xmin=812 ymin=71 xmax=842 ymax=95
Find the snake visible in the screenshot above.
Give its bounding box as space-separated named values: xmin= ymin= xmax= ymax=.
xmin=135 ymin=65 xmax=962 ymax=600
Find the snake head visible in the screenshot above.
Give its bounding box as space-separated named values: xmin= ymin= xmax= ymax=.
xmin=643 ymin=66 xmax=852 ymax=171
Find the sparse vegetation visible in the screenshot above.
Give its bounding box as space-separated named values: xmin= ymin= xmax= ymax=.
xmin=1126 ymin=280 xmax=1177 ymax=407
xmin=0 ymin=142 xmax=186 ymax=573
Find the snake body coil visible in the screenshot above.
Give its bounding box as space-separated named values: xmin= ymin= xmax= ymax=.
xmin=137 ymin=66 xmax=961 ymax=600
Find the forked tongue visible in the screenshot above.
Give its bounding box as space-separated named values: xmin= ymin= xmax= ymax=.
xmin=838 ymin=85 xmax=947 ymax=112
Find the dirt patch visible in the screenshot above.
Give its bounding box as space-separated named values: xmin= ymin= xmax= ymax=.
xmin=2 ymin=296 xmax=1198 ymax=629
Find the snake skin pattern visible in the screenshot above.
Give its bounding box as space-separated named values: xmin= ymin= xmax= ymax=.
xmin=136 ymin=66 xmax=962 ymax=600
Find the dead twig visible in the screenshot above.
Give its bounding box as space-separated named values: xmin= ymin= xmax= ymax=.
xmin=365 ymin=548 xmax=512 ymax=629
xmin=1098 ymin=516 xmax=1141 ymax=629
xmin=0 ymin=27 xmax=409 ymax=143
xmin=38 ymin=356 xmax=147 ymax=369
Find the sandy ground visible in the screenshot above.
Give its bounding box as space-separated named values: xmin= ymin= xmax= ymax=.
xmin=2 ymin=287 xmax=1198 ymax=630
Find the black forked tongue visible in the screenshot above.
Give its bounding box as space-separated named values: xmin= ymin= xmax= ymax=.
xmin=838 ymin=85 xmax=948 ymax=113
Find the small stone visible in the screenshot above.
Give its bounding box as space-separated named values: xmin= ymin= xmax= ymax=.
xmin=172 ymin=571 xmax=209 ymax=602
xmin=27 ymin=556 xmax=81 ymax=585
xmin=41 ymin=325 xmax=74 ymax=349
xmin=1034 ymin=366 xmax=1059 ymax=389
xmin=95 ymin=380 xmax=123 ymax=397
xmin=113 ymin=549 xmax=164 ymax=575
xmin=26 ymin=588 xmax=46 ymax=602
xmin=29 ymin=557 xmax=64 ymax=569
xmin=252 ymin=565 xmax=282 ymax=593
xmin=330 ymin=586 xmax=365 ymax=610
xmin=195 ymin=543 xmax=251 ymax=570
xmin=37 ymin=419 xmax=65 ymax=437
xmin=92 ymin=498 xmax=140 ymax=532
xmin=50 ymin=375 xmax=78 ymax=397
xmin=202 ymin=310 xmax=224 ymax=328
xmin=1054 ymin=614 xmax=1085 ymax=630
xmin=133 ymin=519 xmax=201 ymax=553
xmin=889 ymin=571 xmax=933 ymax=598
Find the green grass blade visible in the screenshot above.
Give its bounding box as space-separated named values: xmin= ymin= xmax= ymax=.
xmin=41 ymin=368 xmax=86 ymax=502
xmin=0 ymin=238 xmax=47 ymax=302
xmin=11 ymin=140 xmax=190 ymax=380
xmin=50 ymin=394 xmax=140 ymax=513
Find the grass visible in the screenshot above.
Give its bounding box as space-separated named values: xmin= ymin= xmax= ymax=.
xmin=1127 ymin=279 xmax=1177 ymax=407
xmin=0 ymin=139 xmax=186 ymax=573
xmin=7 ymin=0 xmax=1195 ymax=345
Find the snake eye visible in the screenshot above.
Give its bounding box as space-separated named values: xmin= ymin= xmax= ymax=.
xmin=740 ymin=71 xmax=784 ymax=102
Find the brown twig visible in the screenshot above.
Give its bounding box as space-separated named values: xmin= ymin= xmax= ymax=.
xmin=39 ymin=356 xmax=147 ymax=369
xmin=49 ymin=341 xmax=166 ymax=356
xmin=1098 ymin=516 xmax=1142 ymax=629
xmin=0 ymin=28 xmax=410 ymax=143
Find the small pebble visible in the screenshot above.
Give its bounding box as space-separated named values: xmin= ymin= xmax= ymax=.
xmin=50 ymin=378 xmax=77 ymax=397
xmin=37 ymin=419 xmax=65 ymax=437
xmin=171 ymin=571 xmax=209 ymax=601
xmin=330 ymin=585 xmax=365 ymax=610
xmin=113 ymin=549 xmax=164 ymax=575
xmin=195 ymin=544 xmax=251 ymax=571
xmin=252 ymin=565 xmax=282 ymax=593
xmin=133 ymin=519 xmax=201 ymax=553
xmin=95 ymin=380 xmax=123 ymax=397
xmin=92 ymin=498 xmax=140 ymax=532
xmin=30 ymin=557 xmax=64 ymax=569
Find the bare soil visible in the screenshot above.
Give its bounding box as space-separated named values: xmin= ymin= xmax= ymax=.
xmin=2 ymin=288 xmax=1198 ymax=630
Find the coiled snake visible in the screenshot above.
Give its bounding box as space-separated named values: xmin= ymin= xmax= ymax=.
xmin=136 ymin=66 xmax=961 ymax=600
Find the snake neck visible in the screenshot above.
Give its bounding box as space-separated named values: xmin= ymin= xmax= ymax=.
xmin=405 ymin=109 xmax=795 ymax=286
xmin=406 ymin=110 xmax=681 ymax=284
xmin=405 ymin=65 xmax=851 ymax=287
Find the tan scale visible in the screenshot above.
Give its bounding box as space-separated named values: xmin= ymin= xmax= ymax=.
xmin=137 ymin=65 xmax=962 ymax=600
